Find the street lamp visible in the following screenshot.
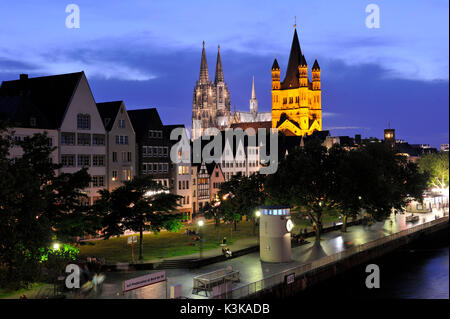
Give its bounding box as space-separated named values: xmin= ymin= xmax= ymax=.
xmin=197 ymin=220 xmax=204 ymax=259
xmin=53 ymin=243 xmax=60 ymax=251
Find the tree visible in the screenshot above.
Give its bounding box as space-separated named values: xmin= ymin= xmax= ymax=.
xmin=215 ymin=173 xmax=266 ymax=232
xmin=96 ymin=175 xmax=183 ymax=261
xmin=334 ymin=143 xmax=428 ymax=231
xmin=0 ymin=128 xmax=92 ymax=289
xmin=417 ymin=151 xmax=449 ymax=191
xmin=201 ymin=200 xmax=221 ymax=228
xmin=357 ymin=143 xmax=428 ymax=222
xmin=265 ymin=139 xmax=338 ymax=241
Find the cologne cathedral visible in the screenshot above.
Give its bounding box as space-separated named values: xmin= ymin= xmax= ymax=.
xmin=191 ymin=42 xmax=231 ymax=140
xmin=191 ymin=43 xmax=271 ymax=140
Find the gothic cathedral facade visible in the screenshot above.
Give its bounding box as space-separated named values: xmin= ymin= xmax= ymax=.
xmin=191 ymin=42 xmax=231 ymax=140
xmin=271 ymin=28 xmax=322 ymax=136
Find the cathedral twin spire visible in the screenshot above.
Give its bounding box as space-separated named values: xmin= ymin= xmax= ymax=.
xmin=198 ymin=41 xmax=224 ymax=85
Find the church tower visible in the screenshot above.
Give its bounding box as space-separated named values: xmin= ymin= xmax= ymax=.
xmin=249 ymin=76 xmax=258 ymax=116
xmin=271 ymin=26 xmax=322 ymax=136
xmin=192 ymin=42 xmax=231 ymax=140
xmin=214 ymin=45 xmax=231 ymax=130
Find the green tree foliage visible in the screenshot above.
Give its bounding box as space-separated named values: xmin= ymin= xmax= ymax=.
xmin=214 ymin=173 xmax=266 ymax=231
xmin=0 ymin=127 xmax=92 ymax=289
xmin=333 ymin=143 xmax=428 ymax=231
xmin=417 ymin=151 xmax=449 ymax=190
xmin=265 ymin=139 xmax=428 ymax=240
xmin=95 ymin=175 xmax=183 ymax=261
xmin=265 ymin=139 xmax=337 ymax=241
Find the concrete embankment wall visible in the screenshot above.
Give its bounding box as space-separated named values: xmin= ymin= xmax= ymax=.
xmin=247 ymin=219 xmax=449 ymax=299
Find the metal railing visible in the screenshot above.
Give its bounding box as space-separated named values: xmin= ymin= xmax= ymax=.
xmin=219 ymin=216 xmax=449 ymax=299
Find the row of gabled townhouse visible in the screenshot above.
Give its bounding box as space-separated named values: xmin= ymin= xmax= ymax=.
xmin=0 ymin=72 xmax=273 ymax=221
xmin=0 ymin=72 xmax=187 ymax=209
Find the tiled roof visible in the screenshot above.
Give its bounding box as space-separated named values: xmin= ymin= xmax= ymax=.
xmin=96 ymin=101 xmax=123 ymax=131
xmin=0 ymin=72 xmax=83 ymax=129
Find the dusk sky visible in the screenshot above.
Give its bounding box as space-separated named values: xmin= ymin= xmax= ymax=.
xmin=0 ymin=1 xmax=448 ymax=147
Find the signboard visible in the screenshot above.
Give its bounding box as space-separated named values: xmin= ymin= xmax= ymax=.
xmin=127 ymin=236 xmax=137 ymax=244
xmin=285 ymin=273 xmax=295 ymax=285
xmin=123 ymin=271 xmax=166 ymax=293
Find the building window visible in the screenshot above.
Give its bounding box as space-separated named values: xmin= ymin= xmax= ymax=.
xmin=122 ymin=168 xmax=132 ymax=181
xmin=61 ymin=155 xmax=75 ymax=167
xmin=112 ymin=170 xmax=118 ymax=181
xmin=142 ymin=146 xmax=148 ymax=157
xmin=77 ymin=133 xmax=91 ymax=146
xmin=92 ymin=176 xmax=105 ymax=187
xmin=127 ymin=152 xmax=132 ymax=162
xmin=112 ymin=152 xmax=117 ymax=162
xmin=283 ymin=98 xmax=287 ymax=105
xmin=115 ymin=135 xmax=128 ymax=145
xmin=77 ymin=155 xmax=90 ymax=167
xmin=93 ymin=134 xmax=105 ymax=145
xmin=92 ymin=155 xmax=105 ymax=166
xmin=61 ymin=132 xmax=75 ymax=145
xmin=118 ymin=119 xmax=125 ymax=128
xmin=295 ymin=96 xmax=299 ymax=103
xmin=77 ymin=114 xmax=90 ymax=129
xmin=163 ymin=147 xmax=168 ymax=156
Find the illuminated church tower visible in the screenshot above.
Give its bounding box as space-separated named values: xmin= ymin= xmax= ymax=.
xmin=192 ymin=42 xmax=231 ymax=140
xmin=271 ymin=27 xmax=322 ymax=136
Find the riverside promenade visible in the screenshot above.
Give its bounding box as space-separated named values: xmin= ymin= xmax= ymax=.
xmin=76 ymin=211 xmax=448 ymax=299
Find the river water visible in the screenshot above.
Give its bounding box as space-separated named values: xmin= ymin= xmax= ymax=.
xmin=294 ymin=227 xmax=449 ymax=299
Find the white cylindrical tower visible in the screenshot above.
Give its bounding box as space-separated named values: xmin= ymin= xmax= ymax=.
xmin=259 ymin=206 xmax=293 ymax=263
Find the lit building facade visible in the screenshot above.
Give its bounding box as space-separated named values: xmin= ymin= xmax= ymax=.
xmin=96 ymin=101 xmax=136 ymax=191
xmin=271 ymin=28 xmax=322 ymax=136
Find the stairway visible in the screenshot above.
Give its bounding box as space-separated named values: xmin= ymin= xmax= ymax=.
xmin=154 ymin=258 xmax=199 ymax=270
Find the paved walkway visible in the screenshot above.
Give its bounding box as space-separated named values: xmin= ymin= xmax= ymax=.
xmin=70 ymin=210 xmax=447 ymax=299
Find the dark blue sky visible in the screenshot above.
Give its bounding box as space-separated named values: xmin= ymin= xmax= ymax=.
xmin=0 ymin=1 xmax=448 ymax=147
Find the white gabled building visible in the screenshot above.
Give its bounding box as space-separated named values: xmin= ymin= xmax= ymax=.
xmin=96 ymin=101 xmax=136 ymax=191
xmin=0 ymin=72 xmax=107 ymax=205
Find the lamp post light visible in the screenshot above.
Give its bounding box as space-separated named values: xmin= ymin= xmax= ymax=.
xmin=197 ymin=219 xmax=204 ymax=259
xmin=53 ymin=243 xmax=60 ymax=251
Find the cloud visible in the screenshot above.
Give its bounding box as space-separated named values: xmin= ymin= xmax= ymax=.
xmin=324 ymin=126 xmax=368 ymax=130
xmin=322 ymin=112 xmax=339 ymax=118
